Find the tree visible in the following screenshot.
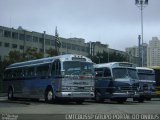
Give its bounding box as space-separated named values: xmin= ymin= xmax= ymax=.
xmin=8 ymin=50 xmax=24 ymax=63
xmin=24 ymin=47 xmax=43 ymax=60
xmin=90 ymin=51 xmax=128 ymax=64
xmin=46 ymin=48 xmax=58 ymax=57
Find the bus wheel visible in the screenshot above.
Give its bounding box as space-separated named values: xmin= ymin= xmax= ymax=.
xmin=45 ymin=89 xmax=54 ymax=103
xmin=95 ymin=92 xmax=104 ymax=103
xmin=8 ymin=88 xmax=14 ymax=100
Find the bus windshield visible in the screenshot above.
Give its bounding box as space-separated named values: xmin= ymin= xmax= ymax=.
xmin=138 ymin=74 xmax=155 ymax=81
xmin=63 ymin=61 xmax=94 ymax=76
xmin=113 ymin=68 xmax=138 ymax=79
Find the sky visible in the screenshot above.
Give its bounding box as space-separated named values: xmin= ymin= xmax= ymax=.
xmin=0 ymin=0 xmax=160 ymax=51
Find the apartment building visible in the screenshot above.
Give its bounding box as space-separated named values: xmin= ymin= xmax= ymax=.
xmin=147 ymin=37 xmax=160 ymax=66
xmin=125 ymin=43 xmax=148 ymax=67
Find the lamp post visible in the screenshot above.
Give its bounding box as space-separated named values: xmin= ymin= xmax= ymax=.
xmin=135 ymin=0 xmax=148 ymax=66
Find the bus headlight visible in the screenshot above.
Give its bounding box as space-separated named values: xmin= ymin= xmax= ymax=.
xmin=90 ymin=87 xmax=94 ymax=91
xmin=62 ymin=87 xmax=72 ymax=91
xmin=137 ymin=86 xmax=140 ymax=91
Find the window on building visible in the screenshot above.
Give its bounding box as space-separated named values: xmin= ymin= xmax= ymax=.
xmin=39 ymin=48 xmax=44 ymax=53
xmin=26 ymin=35 xmax=32 ymax=41
xmin=12 ymin=44 xmax=17 ymax=48
xmin=33 ymin=36 xmax=38 ymax=42
xmin=4 ymin=43 xmax=10 ymax=47
xmin=62 ymin=42 xmax=66 ymax=48
xmin=12 ymin=32 xmax=18 ymax=39
xmin=50 ymin=40 xmax=55 ymax=46
xmin=86 ymin=47 xmax=89 ymax=52
xmin=67 ymin=43 xmax=71 ymax=49
xmin=19 ymin=34 xmax=25 ymax=40
xmin=4 ymin=31 xmax=11 ymax=38
xmin=0 ymin=42 xmax=2 ymax=46
xmin=45 ymin=39 xmax=50 ymax=45
xmin=81 ymin=47 xmax=85 ymax=52
xmin=72 ymin=44 xmax=76 ymax=50
xmin=0 ymin=29 xmax=3 ymax=37
xmin=77 ymin=46 xmax=80 ymax=51
xmin=19 ymin=45 xmax=24 ymax=50
xmin=39 ymin=38 xmax=43 ymax=44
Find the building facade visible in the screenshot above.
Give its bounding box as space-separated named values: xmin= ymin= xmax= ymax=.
xmin=0 ymin=26 xmax=89 ymax=60
xmin=0 ymin=26 xmax=129 ymax=63
xmin=125 ymin=43 xmax=148 ymax=67
xmin=147 ymin=37 xmax=160 ymax=66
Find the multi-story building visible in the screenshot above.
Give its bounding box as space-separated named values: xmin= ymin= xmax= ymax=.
xmin=126 ymin=46 xmax=139 ymax=57
xmin=0 ymin=25 xmax=129 ymax=63
xmin=88 ymin=41 xmax=109 ymax=56
xmin=0 ymin=26 xmax=89 ymax=60
xmin=125 ymin=43 xmax=148 ymax=67
xmin=147 ymin=37 xmax=160 ymax=66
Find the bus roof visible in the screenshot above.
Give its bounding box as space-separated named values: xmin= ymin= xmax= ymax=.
xmin=94 ymin=62 xmax=136 ymax=69
xmin=136 ymin=67 xmax=154 ymax=71
xmin=136 ymin=67 xmax=155 ymax=74
xmin=147 ymin=66 xmax=160 ymax=70
xmin=6 ymin=54 xmax=92 ymax=69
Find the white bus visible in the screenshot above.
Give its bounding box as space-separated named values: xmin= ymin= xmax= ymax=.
xmin=94 ymin=62 xmax=139 ymax=103
xmin=3 ymin=54 xmax=95 ymax=104
xmin=135 ymin=67 xmax=156 ymax=101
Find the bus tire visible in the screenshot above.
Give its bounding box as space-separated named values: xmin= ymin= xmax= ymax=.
xmin=8 ymin=87 xmax=14 ymax=100
xmin=95 ymin=92 xmax=104 ymax=103
xmin=45 ymin=89 xmax=54 ymax=103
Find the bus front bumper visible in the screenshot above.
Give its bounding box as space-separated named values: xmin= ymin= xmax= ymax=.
xmin=111 ymin=91 xmax=139 ymax=98
xmin=139 ymin=91 xmax=157 ymax=98
xmin=57 ymin=91 xmax=95 ymax=98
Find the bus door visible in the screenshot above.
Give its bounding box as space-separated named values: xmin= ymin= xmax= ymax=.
xmin=22 ymin=66 xmax=36 ymax=97
xmin=95 ymin=68 xmax=112 ymax=96
xmin=51 ymin=60 xmax=61 ymax=97
xmin=32 ymin=64 xmax=51 ymax=98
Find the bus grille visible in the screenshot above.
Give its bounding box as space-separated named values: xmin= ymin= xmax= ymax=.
xmin=120 ymin=86 xmax=138 ymax=92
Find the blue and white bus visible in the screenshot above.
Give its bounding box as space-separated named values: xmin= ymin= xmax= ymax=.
xmin=94 ymin=62 xmax=139 ymax=103
xmin=135 ymin=67 xmax=156 ymax=101
xmin=3 ymin=54 xmax=95 ymax=104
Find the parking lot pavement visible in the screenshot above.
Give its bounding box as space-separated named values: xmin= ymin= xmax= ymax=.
xmin=0 ymin=97 xmax=160 ymax=114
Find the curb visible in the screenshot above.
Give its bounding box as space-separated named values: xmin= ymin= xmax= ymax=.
xmin=0 ymin=93 xmax=7 ymax=97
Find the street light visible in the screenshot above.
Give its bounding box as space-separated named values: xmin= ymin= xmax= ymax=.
xmin=135 ymin=0 xmax=148 ymax=66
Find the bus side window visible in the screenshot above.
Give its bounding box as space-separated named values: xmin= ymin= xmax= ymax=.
xmin=52 ymin=60 xmax=61 ymax=76
xmin=27 ymin=67 xmax=35 ymax=77
xmin=104 ymin=68 xmax=111 ymax=77
xmin=36 ymin=64 xmax=50 ymax=77
xmin=95 ymin=68 xmax=103 ymax=77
